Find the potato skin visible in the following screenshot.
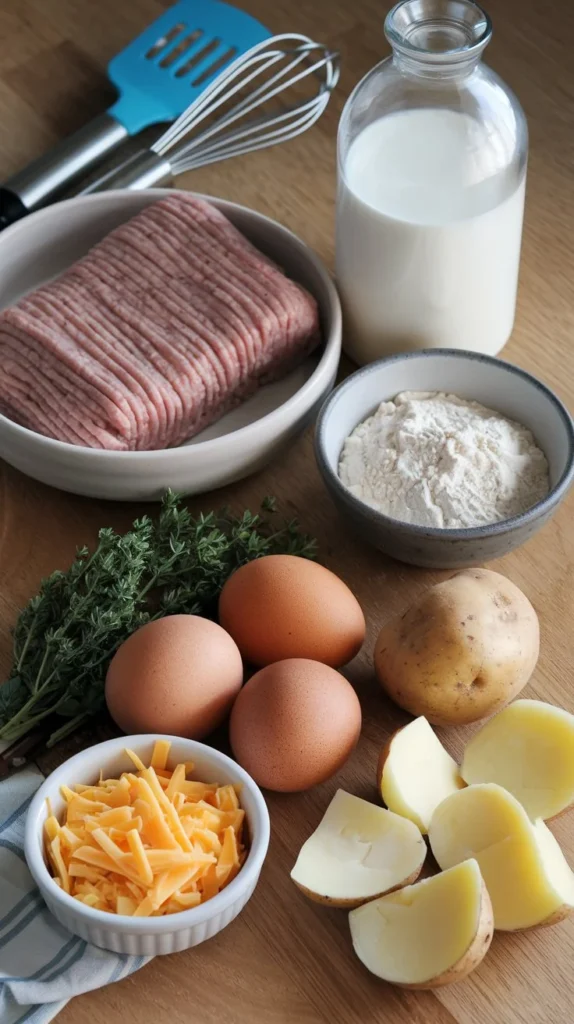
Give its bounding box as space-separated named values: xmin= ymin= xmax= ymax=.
xmin=376 ymin=739 xmax=392 ymax=796
xmin=534 ymin=904 xmax=574 ymax=928
xmin=374 ymin=569 xmax=539 ymax=726
xmin=398 ymin=879 xmax=494 ymax=989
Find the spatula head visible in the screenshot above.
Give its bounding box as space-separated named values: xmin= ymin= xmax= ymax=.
xmin=108 ymin=0 xmax=270 ymax=134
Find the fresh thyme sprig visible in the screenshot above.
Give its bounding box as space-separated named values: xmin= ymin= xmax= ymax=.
xmin=0 ymin=492 xmax=316 ymax=749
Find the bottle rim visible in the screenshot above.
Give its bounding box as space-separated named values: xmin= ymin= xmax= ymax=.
xmin=385 ymin=0 xmax=492 ymax=63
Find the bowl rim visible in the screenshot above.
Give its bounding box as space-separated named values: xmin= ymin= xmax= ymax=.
xmin=24 ymin=734 xmax=270 ymax=932
xmin=0 ymin=188 xmax=341 ymax=460
xmin=315 ymin=348 xmax=574 ymax=539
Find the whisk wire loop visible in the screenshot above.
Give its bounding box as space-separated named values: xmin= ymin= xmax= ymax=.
xmin=154 ymin=33 xmax=339 ymax=168
xmin=80 ymin=33 xmax=339 ymax=191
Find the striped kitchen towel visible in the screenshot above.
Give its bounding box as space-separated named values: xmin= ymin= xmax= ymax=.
xmin=0 ymin=768 xmax=150 ymax=1024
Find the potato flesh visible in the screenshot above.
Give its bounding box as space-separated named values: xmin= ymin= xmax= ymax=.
xmin=291 ymin=789 xmax=425 ymax=902
xmin=461 ymin=700 xmax=574 ymax=820
xmin=429 ymin=784 xmax=574 ymax=930
xmin=349 ymin=860 xmax=487 ymax=986
xmin=381 ymin=717 xmax=464 ymax=833
xmin=532 ymin=819 xmax=574 ymax=907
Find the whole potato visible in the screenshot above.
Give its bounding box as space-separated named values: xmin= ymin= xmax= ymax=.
xmin=374 ymin=569 xmax=539 ymax=726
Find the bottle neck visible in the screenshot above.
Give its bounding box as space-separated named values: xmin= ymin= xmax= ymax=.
xmin=391 ymin=48 xmax=483 ymax=81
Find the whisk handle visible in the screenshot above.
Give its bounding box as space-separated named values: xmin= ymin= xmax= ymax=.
xmin=0 ymin=114 xmax=128 ymax=229
xmin=79 ymin=151 xmax=174 ymax=194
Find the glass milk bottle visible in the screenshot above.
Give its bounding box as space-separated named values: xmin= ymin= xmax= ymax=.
xmin=336 ymin=0 xmax=528 ymax=365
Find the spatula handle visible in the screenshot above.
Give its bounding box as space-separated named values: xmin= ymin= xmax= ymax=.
xmin=0 ymin=113 xmax=128 ymax=229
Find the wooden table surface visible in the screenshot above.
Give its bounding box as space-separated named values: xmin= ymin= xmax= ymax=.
xmin=1 ymin=0 xmax=574 ymax=1021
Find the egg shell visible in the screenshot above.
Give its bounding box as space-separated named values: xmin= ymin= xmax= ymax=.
xmin=229 ymin=658 xmax=362 ymax=792
xmin=105 ymin=614 xmax=243 ymax=739
xmin=218 ymin=554 xmax=366 ymax=668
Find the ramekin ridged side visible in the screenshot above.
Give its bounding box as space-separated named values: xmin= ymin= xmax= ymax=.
xmin=39 ymin=876 xmax=259 ymax=955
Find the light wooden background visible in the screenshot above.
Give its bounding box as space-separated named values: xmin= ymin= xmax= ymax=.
xmin=1 ymin=0 xmax=574 ymax=1022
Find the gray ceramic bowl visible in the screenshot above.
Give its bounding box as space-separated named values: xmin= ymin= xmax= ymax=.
xmin=315 ymin=350 xmax=574 ymax=569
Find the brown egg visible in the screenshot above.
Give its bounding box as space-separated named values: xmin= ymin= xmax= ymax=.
xmin=105 ymin=614 xmax=243 ymax=739
xmin=218 ymin=555 xmax=365 ymax=668
xmin=229 ymin=658 xmax=362 ymax=792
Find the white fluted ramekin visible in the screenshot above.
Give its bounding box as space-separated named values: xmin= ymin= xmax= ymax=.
xmin=25 ymin=735 xmax=270 ymax=955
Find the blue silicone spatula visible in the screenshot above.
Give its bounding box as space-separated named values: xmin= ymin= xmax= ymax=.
xmin=0 ymin=0 xmax=270 ymax=228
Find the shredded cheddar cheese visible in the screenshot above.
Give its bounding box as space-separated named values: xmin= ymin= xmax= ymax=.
xmin=45 ymin=741 xmax=246 ymax=917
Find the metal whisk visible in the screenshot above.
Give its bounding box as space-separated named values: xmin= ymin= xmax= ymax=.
xmin=80 ymin=34 xmax=339 ymax=193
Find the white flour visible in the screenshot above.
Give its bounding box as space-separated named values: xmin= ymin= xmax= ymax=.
xmin=338 ymin=391 xmax=550 ymax=529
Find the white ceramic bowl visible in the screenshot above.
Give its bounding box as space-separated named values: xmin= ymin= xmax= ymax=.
xmin=0 ymin=190 xmax=341 ymax=500
xmin=24 ymin=735 xmax=270 ymax=956
xmin=315 ymin=350 xmax=574 ymax=568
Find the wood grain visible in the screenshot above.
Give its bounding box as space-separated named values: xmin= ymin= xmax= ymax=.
xmin=1 ymin=0 xmax=574 ymax=1021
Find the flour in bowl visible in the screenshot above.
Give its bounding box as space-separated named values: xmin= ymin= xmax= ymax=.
xmin=338 ymin=391 xmax=550 ymax=529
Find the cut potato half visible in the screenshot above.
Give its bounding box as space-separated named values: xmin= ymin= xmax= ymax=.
xmin=291 ymin=789 xmax=426 ymax=907
xmin=429 ymin=784 xmax=574 ymax=930
xmin=461 ymin=699 xmax=574 ymax=820
xmin=378 ymin=717 xmax=464 ymax=833
xmin=349 ymin=859 xmax=493 ymax=988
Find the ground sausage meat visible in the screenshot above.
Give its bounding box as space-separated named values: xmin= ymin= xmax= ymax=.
xmin=0 ymin=194 xmax=321 ymax=451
